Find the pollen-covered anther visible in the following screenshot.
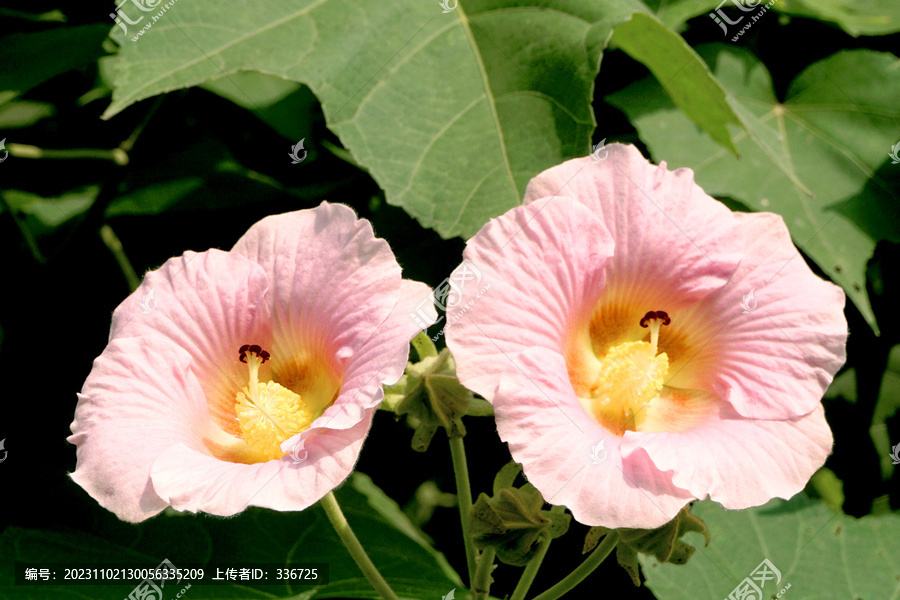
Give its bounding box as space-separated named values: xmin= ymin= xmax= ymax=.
xmin=234 ymin=344 xmax=313 ymax=460
xmin=239 ymin=344 xmax=270 ymax=364
xmin=578 ymin=310 xmax=673 ymax=436
xmin=640 ymin=310 xmax=671 ymax=328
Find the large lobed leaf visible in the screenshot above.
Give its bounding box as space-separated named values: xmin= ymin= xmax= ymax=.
xmin=641 ymin=496 xmax=900 ymax=600
xmin=608 ymin=46 xmax=900 ymax=332
xmin=641 ymin=0 xmax=900 ymax=35
xmin=103 ymin=0 xmax=741 ymax=239
xmin=0 ymin=24 xmax=110 ymax=106
xmin=0 ymin=473 xmax=462 ymax=599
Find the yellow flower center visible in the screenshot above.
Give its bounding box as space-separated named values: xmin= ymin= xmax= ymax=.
xmin=234 ymin=345 xmax=317 ymax=461
xmin=571 ymin=311 xmax=671 ymax=436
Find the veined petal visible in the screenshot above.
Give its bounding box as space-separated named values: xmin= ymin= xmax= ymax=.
xmin=495 ymin=348 xmax=694 ymax=529
xmin=231 ymin=202 xmax=402 ymax=389
xmin=523 ymin=144 xmax=743 ymax=316
xmin=108 ymin=250 xmax=271 ymax=437
xmin=622 ymin=404 xmax=832 ymax=508
xmin=69 ymin=336 xmax=217 ymax=523
xmin=151 ymin=416 xmax=372 ymax=515
xmin=446 ymin=198 xmax=614 ymax=400
xmin=674 ymin=212 xmax=847 ymax=419
xmin=281 ymin=280 xmax=437 ymax=452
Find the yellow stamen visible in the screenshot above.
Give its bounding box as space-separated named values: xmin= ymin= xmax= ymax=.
xmin=574 ymin=311 xmax=671 ymax=436
xmin=234 ymin=348 xmax=316 ymax=461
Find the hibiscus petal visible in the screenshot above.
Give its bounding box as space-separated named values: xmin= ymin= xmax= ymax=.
xmin=446 ymin=198 xmax=614 ymax=400
xmin=675 ymin=212 xmax=847 ymax=419
xmin=231 ymin=203 xmax=402 ymax=385
xmin=151 ymin=416 xmax=372 ymax=515
xmin=281 ymin=280 xmax=437 ymax=452
xmin=107 ymin=249 xmax=272 ymax=437
xmin=523 ymin=144 xmax=743 ymax=313
xmin=495 ymin=347 xmax=694 ymax=529
xmin=69 ymin=336 xmax=216 ymax=523
xmin=622 ymin=403 xmax=833 ymax=509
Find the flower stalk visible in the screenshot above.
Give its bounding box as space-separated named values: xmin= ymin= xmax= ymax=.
xmin=531 ymin=530 xmax=619 ymax=600
xmin=320 ymin=491 xmax=400 ymax=600
xmin=449 ymin=435 xmax=477 ymax=585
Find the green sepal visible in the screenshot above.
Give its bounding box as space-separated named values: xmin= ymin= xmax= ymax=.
xmin=583 ymin=503 xmax=709 ymax=586
xmin=391 ymin=347 xmax=473 ymax=452
xmin=492 ymin=462 xmax=523 ymax=495
xmin=470 ymin=483 xmax=571 ymax=566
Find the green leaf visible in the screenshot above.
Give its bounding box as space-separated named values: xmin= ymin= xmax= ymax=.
xmin=641 ymin=0 xmax=725 ymax=30
xmin=0 ymin=24 xmax=110 ymax=106
xmin=0 ymin=187 xmax=97 ymax=235
xmin=872 ymin=344 xmax=900 ymax=479
xmin=806 ymin=467 xmax=845 ymax=512
xmin=778 ymin=0 xmax=900 ymax=36
xmin=0 ymin=473 xmax=462 ymax=599
xmin=103 ymin=0 xmax=657 ymax=239
xmin=640 ymin=497 xmax=900 ymax=600
xmin=201 ymin=71 xmax=319 ymax=142
xmin=0 ymin=100 xmax=56 ymax=128
xmin=644 ymin=0 xmax=900 ymax=36
xmin=608 ymin=47 xmax=900 ymax=332
xmin=105 ymin=137 xmax=344 ymax=217
xmin=610 ymin=12 xmax=741 ymax=155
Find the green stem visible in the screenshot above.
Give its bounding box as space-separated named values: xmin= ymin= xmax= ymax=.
xmin=7 ymin=143 xmax=128 ymax=165
xmin=99 ymin=224 xmax=141 ymax=292
xmin=472 ymin=547 xmax=496 ymax=600
xmin=530 ymin=531 xmax=619 ymax=600
xmin=449 ymin=435 xmax=477 ymax=585
xmin=0 ymin=191 xmax=46 ymax=264
xmin=510 ymin=506 xmax=564 ymax=600
xmin=319 ymin=491 xmax=400 ymax=600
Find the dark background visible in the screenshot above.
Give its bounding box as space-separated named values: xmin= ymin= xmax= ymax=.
xmin=1 ymin=1 xmax=898 ymax=598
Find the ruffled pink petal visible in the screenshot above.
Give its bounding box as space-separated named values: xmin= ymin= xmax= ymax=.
xmin=495 ymin=347 xmax=694 ymax=529
xmin=231 ymin=203 xmax=402 ymax=380
xmin=150 ymin=416 xmax=373 ymax=515
xmin=622 ymin=403 xmax=832 ymax=509
xmin=523 ymin=144 xmax=743 ymax=311
xmin=69 ymin=336 xmax=219 ymax=523
xmin=107 ymin=249 xmax=272 ymax=436
xmin=446 ymin=198 xmax=614 ymax=400
xmin=674 ymin=212 xmax=847 ymax=419
xmin=282 ymin=280 xmax=438 ymax=452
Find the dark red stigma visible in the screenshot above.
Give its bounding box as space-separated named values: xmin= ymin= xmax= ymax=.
xmin=640 ymin=311 xmax=671 ymax=328
xmin=239 ymin=344 xmax=271 ymax=363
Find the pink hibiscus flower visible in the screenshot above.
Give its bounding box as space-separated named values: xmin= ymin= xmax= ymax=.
xmin=69 ymin=202 xmax=435 ymax=522
xmin=446 ymin=144 xmax=847 ymax=529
